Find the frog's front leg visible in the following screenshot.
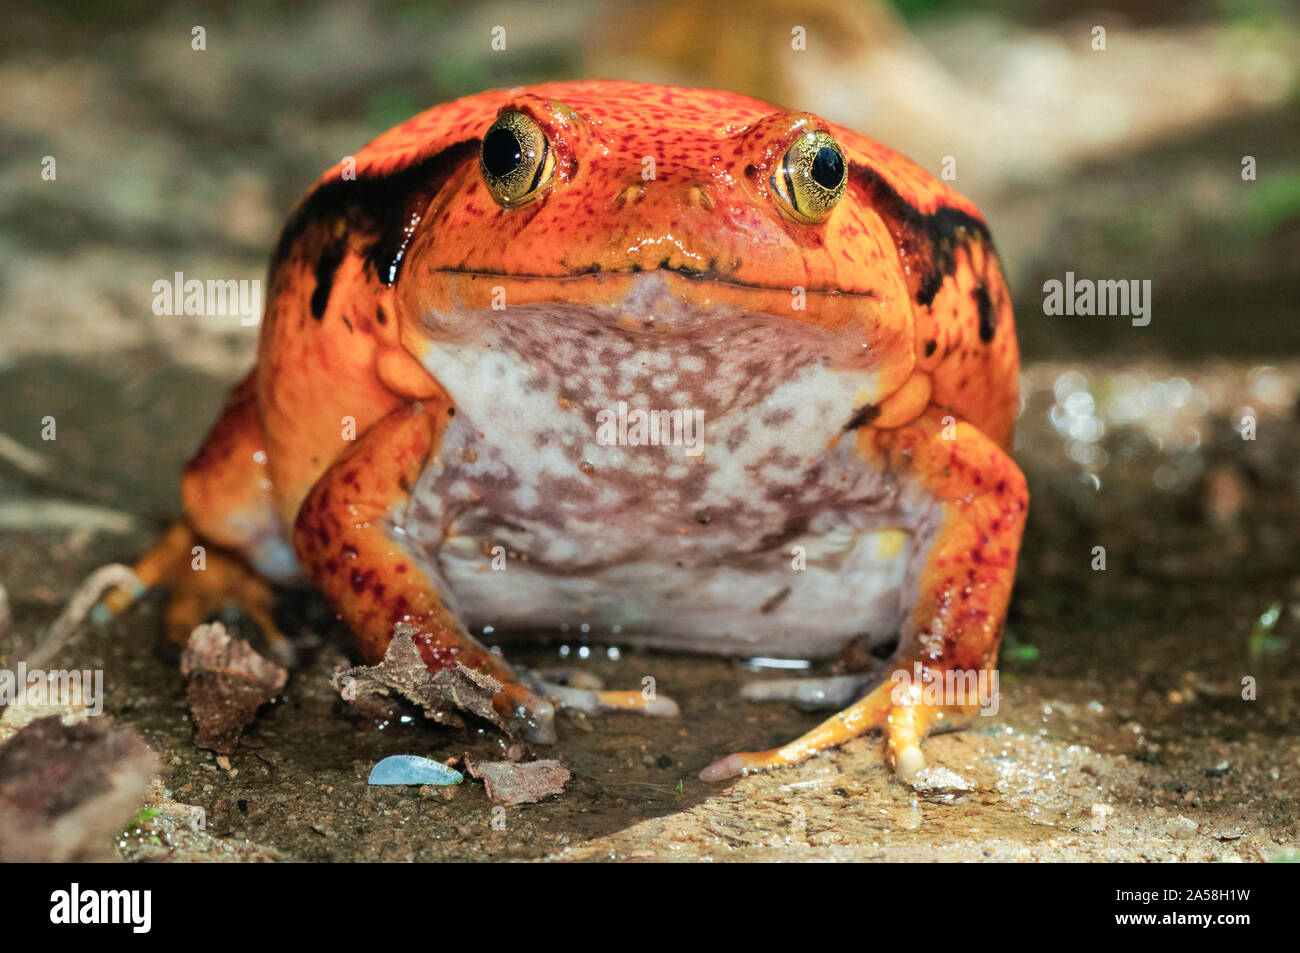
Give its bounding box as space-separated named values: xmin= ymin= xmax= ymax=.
xmin=702 ymin=407 xmax=1027 ymax=781
xmin=292 ymin=401 xmax=677 ymax=741
xmin=291 ymin=400 xmax=560 ymax=741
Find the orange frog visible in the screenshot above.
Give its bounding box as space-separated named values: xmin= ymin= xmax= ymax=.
xmin=111 ymin=81 xmax=1026 ymax=781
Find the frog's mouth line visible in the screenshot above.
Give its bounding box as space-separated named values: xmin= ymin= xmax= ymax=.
xmin=418 ymin=266 xmax=882 ymax=299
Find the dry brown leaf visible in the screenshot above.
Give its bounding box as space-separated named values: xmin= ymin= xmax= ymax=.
xmin=181 ymin=622 xmax=287 ymax=753
xmin=331 ymin=624 xmax=504 ymax=731
xmin=466 ymin=757 xmax=571 ymax=805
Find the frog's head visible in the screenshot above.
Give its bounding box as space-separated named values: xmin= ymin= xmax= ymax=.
xmin=330 ymin=81 xmax=985 ymax=419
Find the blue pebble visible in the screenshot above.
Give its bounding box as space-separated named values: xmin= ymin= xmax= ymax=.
xmin=368 ymin=755 xmax=463 ymax=786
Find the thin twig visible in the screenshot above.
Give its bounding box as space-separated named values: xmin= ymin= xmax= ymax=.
xmin=0 ymin=430 xmax=122 ymax=504
xmin=0 ymin=499 xmax=138 ymax=535
xmin=26 ymin=564 xmax=143 ymax=669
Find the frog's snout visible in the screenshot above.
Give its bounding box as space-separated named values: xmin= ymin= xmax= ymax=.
xmin=611 ymin=179 xmax=716 ymax=212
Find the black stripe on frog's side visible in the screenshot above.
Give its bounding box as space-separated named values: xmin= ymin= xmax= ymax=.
xmin=309 ymin=240 xmax=345 ymax=320
xmin=847 ymin=161 xmax=994 ymax=310
xmin=974 ymin=282 xmax=996 ymax=343
xmin=271 ymin=139 xmax=479 ymax=314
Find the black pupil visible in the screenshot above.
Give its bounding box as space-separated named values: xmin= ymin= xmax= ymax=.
xmin=810 ymin=146 xmax=843 ymax=189
xmin=483 ymin=127 xmax=524 ymax=178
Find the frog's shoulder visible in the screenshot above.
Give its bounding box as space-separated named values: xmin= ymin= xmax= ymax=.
xmin=835 ymin=127 xmax=1018 ymax=446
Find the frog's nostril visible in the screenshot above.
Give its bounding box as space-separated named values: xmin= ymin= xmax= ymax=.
xmin=612 ymin=184 xmax=646 ymax=209
xmin=685 ymin=185 xmax=715 ymax=211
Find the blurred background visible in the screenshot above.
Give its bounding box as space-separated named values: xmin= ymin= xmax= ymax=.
xmin=3 ymin=0 xmax=1297 ymax=381
xmin=0 ymin=0 xmax=1297 ymax=861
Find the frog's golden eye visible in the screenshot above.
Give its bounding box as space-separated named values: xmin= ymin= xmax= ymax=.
xmin=480 ymin=111 xmax=556 ymax=207
xmin=770 ymin=130 xmax=847 ymax=224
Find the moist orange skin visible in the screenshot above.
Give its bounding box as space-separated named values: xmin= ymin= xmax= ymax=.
xmin=172 ymin=80 xmax=1026 ymax=768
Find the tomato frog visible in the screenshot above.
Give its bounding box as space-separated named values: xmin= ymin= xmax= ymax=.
xmin=108 ymin=81 xmax=1026 ymax=782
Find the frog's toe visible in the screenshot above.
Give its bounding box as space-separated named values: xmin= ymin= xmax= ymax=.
xmin=504 ymin=685 xmax=557 ymax=744
xmin=596 ymin=690 xmax=679 ymax=717
xmin=892 ymin=744 xmax=926 ymax=781
xmin=701 ymin=671 xmax=972 ymax=781
xmin=521 ymin=670 xmax=679 ymax=718
xmin=739 ymin=673 xmax=873 ymax=711
xmin=700 ymin=677 xmax=897 ymax=781
xmin=699 ymin=751 xmax=771 ymax=781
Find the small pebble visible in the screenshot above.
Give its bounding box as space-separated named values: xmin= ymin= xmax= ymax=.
xmin=368 ymin=755 xmax=463 ymax=786
xmin=1090 ymin=803 xmax=1114 ymax=832
xmin=909 ymin=765 xmax=974 ymax=795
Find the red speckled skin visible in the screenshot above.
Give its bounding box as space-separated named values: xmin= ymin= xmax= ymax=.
xmin=171 ymin=81 xmax=1026 ymax=769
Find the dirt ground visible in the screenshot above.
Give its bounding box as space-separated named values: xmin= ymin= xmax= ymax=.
xmin=1 ymin=1 xmax=1297 ymax=862
xmin=2 ymin=355 xmax=1296 ymax=863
